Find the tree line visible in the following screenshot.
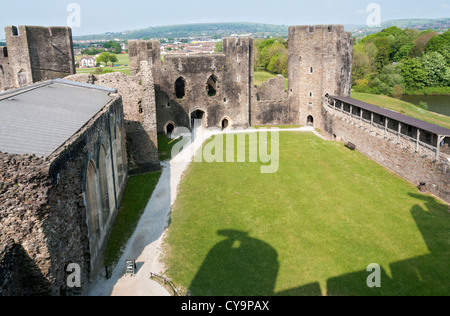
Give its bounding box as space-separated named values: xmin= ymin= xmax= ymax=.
xmin=80 ymin=40 xmax=124 ymax=55
xmin=254 ymin=37 xmax=288 ymax=75
xmin=352 ymin=27 xmax=450 ymax=96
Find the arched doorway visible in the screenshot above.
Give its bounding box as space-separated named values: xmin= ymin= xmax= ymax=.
xmin=307 ymin=115 xmax=314 ymax=126
xmin=190 ymin=109 xmax=206 ymax=129
xmin=165 ymin=121 xmax=176 ymax=136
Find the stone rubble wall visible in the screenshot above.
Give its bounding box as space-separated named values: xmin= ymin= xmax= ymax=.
xmin=0 ymin=153 xmax=54 ymax=295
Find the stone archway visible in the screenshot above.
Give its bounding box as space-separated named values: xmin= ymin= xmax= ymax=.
xmin=190 ymin=108 xmax=207 ymax=130
xmin=307 ymin=115 xmax=314 ymax=126
xmin=164 ymin=121 xmax=176 ymax=136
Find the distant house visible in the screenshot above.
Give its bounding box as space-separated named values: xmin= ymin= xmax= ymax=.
xmin=78 ymin=55 xmax=97 ymax=68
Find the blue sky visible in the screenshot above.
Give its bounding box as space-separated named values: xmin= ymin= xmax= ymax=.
xmin=0 ymin=0 xmax=449 ymax=37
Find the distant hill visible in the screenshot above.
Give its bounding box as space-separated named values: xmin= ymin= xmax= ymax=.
xmin=73 ymin=23 xmax=290 ymax=41
xmin=350 ymin=18 xmax=450 ymax=39
xmin=73 ymin=18 xmax=450 ymax=41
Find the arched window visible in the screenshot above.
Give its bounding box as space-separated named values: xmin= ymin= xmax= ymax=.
xmin=206 ymin=75 xmax=218 ymax=96
xmin=99 ymin=145 xmax=111 ymax=227
xmin=175 ymin=77 xmax=186 ymax=99
xmin=307 ymin=115 xmax=314 ymax=126
xmin=86 ymin=161 xmax=101 ymax=250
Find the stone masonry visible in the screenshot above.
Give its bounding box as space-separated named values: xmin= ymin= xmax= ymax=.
xmin=0 ymin=26 xmax=76 ymax=91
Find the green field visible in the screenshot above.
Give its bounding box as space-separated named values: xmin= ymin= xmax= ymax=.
xmin=75 ymin=53 xmax=130 ymax=75
xmin=163 ymin=132 xmax=449 ymax=296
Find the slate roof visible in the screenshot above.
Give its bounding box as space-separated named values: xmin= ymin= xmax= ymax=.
xmin=0 ymin=79 xmax=117 ymax=157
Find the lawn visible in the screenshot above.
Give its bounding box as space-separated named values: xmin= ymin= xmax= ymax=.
xmin=103 ymin=171 xmax=161 ymax=269
xmin=157 ymin=134 xmax=185 ymax=161
xmin=351 ymin=92 xmax=450 ymax=130
xmin=162 ymin=132 xmax=449 ymax=296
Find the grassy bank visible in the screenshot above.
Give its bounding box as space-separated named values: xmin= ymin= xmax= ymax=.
xmin=351 ymin=92 xmax=450 ymax=130
xmin=103 ymin=171 xmax=161 ymax=269
xmin=163 ymin=132 xmax=450 ymax=296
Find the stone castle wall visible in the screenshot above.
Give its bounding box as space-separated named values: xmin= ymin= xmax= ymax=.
xmin=0 ymin=95 xmax=127 ymax=295
xmin=251 ymin=75 xmax=292 ymax=126
xmin=129 ymin=37 xmax=254 ymax=132
xmin=0 ymin=26 xmax=75 ymax=91
xmin=65 ymin=67 xmax=160 ymax=174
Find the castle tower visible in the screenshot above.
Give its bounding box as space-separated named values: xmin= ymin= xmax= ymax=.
xmin=288 ymin=25 xmax=353 ymax=129
xmin=0 ymin=26 xmax=75 ymax=90
xmin=128 ymin=40 xmax=161 ymax=76
xmin=222 ymin=37 xmax=254 ymax=127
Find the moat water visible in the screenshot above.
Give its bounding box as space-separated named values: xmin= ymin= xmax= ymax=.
xmin=400 ymin=94 xmax=450 ymax=116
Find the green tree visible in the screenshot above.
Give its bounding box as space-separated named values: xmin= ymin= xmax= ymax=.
xmin=374 ymin=37 xmax=392 ymax=71
xmin=352 ymin=45 xmax=373 ymax=81
xmin=109 ymin=54 xmax=118 ymax=65
xmin=369 ymin=64 xmax=404 ymax=96
xmin=97 ymin=52 xmax=116 ymax=66
xmin=394 ymin=43 xmax=414 ymax=61
xmin=398 ymin=57 xmax=427 ymax=89
xmin=421 ymin=52 xmax=450 ymax=86
xmin=104 ymin=41 xmax=122 ymax=54
xmin=426 ymin=31 xmax=450 ymax=52
xmin=214 ymin=41 xmax=223 ymax=53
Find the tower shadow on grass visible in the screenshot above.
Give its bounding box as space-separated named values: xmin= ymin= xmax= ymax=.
xmin=188 ymin=194 xmax=449 ymax=296
xmin=188 ymin=229 xmax=321 ymax=296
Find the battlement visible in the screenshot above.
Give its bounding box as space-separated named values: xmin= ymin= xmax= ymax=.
xmin=289 ymin=24 xmax=347 ymax=34
xmin=128 ymin=39 xmax=161 ymax=75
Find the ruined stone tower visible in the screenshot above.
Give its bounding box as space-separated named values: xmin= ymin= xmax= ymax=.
xmin=129 ymin=37 xmax=254 ymax=133
xmin=0 ymin=26 xmax=76 ymax=91
xmin=288 ymin=25 xmax=353 ymax=129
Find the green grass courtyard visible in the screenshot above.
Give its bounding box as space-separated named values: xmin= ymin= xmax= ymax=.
xmin=162 ymin=132 xmax=450 ymax=296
